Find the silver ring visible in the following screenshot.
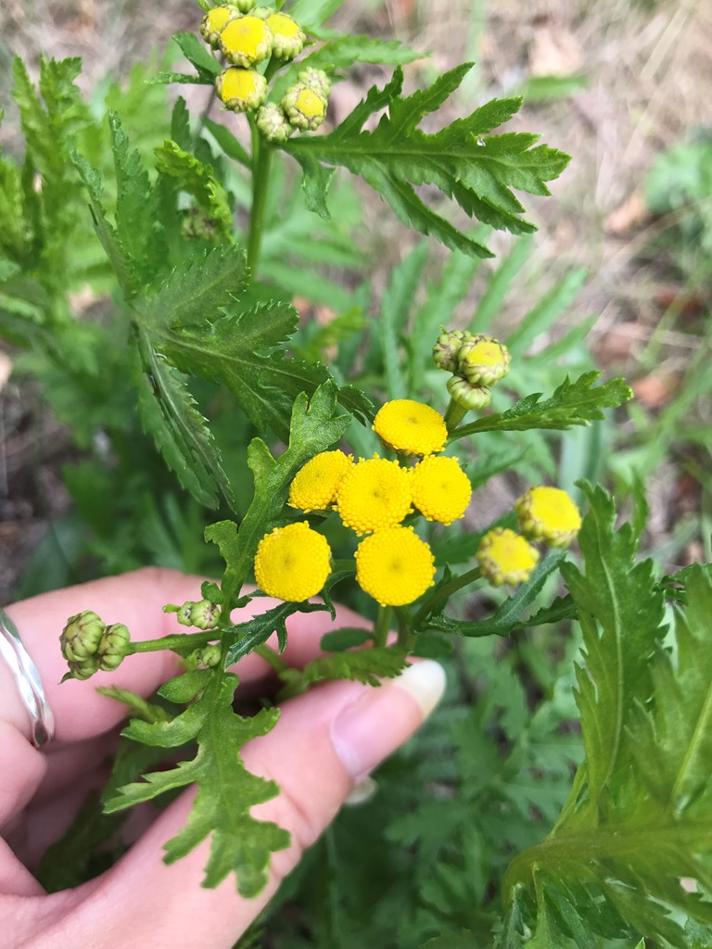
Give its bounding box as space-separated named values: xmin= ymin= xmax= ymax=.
xmin=0 ymin=608 xmax=55 ymax=748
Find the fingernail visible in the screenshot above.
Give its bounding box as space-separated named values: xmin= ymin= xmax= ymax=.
xmin=344 ymin=775 xmax=378 ymax=806
xmin=331 ymin=660 xmax=446 ymax=781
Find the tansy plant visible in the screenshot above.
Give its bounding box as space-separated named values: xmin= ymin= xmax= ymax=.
xmin=3 ymin=0 xmax=710 ymax=946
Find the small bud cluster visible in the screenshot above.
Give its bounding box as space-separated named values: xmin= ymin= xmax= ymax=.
xmin=60 ymin=610 xmax=131 ymax=680
xmin=164 ymin=599 xmax=221 ymax=630
xmin=198 ymin=3 xmax=331 ymax=142
xmin=434 ymin=328 xmax=511 ymax=417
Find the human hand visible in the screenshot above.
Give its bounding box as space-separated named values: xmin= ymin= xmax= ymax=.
xmin=0 ymin=568 xmax=444 ymax=949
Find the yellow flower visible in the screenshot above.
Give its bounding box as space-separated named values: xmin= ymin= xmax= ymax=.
xmin=373 ymin=399 xmax=447 ymax=456
xmin=516 ymin=486 xmax=582 ymax=548
xmin=289 ymin=450 xmax=353 ymax=512
xmin=216 ymin=67 xmax=267 ymax=112
xmin=336 ymin=457 xmax=412 ymax=534
xmin=411 ymin=455 xmax=472 ymax=525
xmin=254 ymin=522 xmax=331 ymax=602
xmin=266 ymin=12 xmax=305 ymax=58
xmin=458 ymin=335 xmax=511 ymax=386
xmin=477 ymin=528 xmax=539 ymax=586
xmin=201 ymin=5 xmax=237 ymax=47
xmin=355 ymin=527 xmax=436 ymax=606
xmin=220 ymin=14 xmax=273 ymax=67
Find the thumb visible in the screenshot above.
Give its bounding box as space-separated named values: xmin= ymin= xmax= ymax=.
xmin=54 ymin=661 xmax=445 ymax=949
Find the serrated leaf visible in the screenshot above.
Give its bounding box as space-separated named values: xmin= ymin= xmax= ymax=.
xmin=280 ymin=646 xmax=408 ymax=696
xmin=154 ymin=138 xmax=233 ymax=238
xmin=451 ymin=372 xmax=632 ymax=440
xmin=135 ymin=333 xmax=236 ymax=511
xmin=172 ymin=31 xmax=222 ymax=79
xmin=428 ymin=553 xmax=572 ymax=637
xmin=320 ymin=627 xmax=373 ymax=652
xmin=105 ymin=671 xmax=289 ymax=896
xmin=500 ymin=490 xmax=712 ymax=948
xmin=224 ymin=600 xmax=331 ymax=664
xmin=283 ymin=65 xmax=570 ymax=255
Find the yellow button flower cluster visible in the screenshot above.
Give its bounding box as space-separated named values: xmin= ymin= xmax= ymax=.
xmin=198 ymin=3 xmax=329 ymax=137
xmin=254 ymin=521 xmax=332 ymax=602
xmin=254 ymin=400 xmax=474 ymax=606
xmin=477 ymin=486 xmax=582 ymax=586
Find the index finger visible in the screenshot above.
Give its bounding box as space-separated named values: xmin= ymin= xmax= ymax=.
xmin=1 ymin=567 xmax=367 ymax=743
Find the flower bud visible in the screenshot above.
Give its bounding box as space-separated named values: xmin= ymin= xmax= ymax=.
xmin=200 ymin=5 xmax=238 ymax=48
xmin=282 ymin=83 xmax=328 ymax=131
xmin=219 ymin=14 xmax=273 ymax=67
xmin=189 ymin=600 xmax=221 ymax=630
xmin=433 ymin=329 xmax=472 ymax=373
xmin=256 ymin=102 xmax=293 ymax=142
xmin=233 ymin=0 xmax=256 ymax=11
xmin=298 ymin=67 xmax=331 ymax=98
xmin=61 ymin=610 xmax=105 ymax=663
xmin=216 ymin=67 xmax=268 ymax=112
xmin=98 ymin=623 xmax=131 ymax=672
xmin=477 ymin=528 xmax=539 ymax=587
xmin=447 ymin=375 xmax=492 ymax=411
xmin=457 ymin=335 xmax=511 ymax=387
xmin=199 ymin=644 xmax=222 ymax=668
xmin=266 ymin=12 xmax=305 ymax=59
xmin=515 ymin=486 xmax=582 ymax=548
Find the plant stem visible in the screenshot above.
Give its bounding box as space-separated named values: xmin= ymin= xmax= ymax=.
xmin=254 ymin=643 xmax=289 ymax=674
xmin=444 ymin=397 xmax=468 ymax=433
xmin=128 ymin=631 xmax=216 ymax=655
xmin=246 ymin=117 xmax=273 ymax=277
xmin=412 ymin=567 xmax=482 ymax=629
xmin=373 ymin=606 xmax=392 ymax=648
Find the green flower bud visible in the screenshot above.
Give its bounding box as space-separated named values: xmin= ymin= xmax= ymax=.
xmin=457 ymin=334 xmax=511 ymax=387
xmin=216 ymin=67 xmax=268 ymax=112
xmin=233 ymin=0 xmax=256 ymax=11
xmin=433 ymin=329 xmax=472 ymax=373
xmin=256 ymin=102 xmax=293 ymax=142
xmin=298 ymin=67 xmax=331 ymax=98
xmin=68 ymin=655 xmax=101 ymax=681
xmin=265 ymin=12 xmax=305 ymax=59
xmin=283 ymin=82 xmax=328 ymax=131
xmin=447 ymin=375 xmax=492 ymax=410
xmin=61 ymin=610 xmax=105 ymax=663
xmin=252 ymin=5 xmax=274 ymax=17
xmin=200 ymin=644 xmax=222 ymax=668
xmin=189 ymin=600 xmax=221 ymax=630
xmin=200 ymin=5 xmax=239 ymax=48
xmin=98 ymin=623 xmax=131 ymax=672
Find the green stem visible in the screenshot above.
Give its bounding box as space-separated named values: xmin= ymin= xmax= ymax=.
xmin=373 ymin=606 xmax=392 ymax=648
xmin=444 ymin=397 xmax=468 ymax=433
xmin=255 ymin=643 xmax=289 ymax=674
xmin=128 ymin=631 xmax=216 ymax=655
xmin=246 ymin=118 xmax=273 ymax=277
xmin=412 ymin=567 xmax=482 ymax=629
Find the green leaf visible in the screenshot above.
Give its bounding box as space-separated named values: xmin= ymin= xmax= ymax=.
xmin=283 ymin=66 xmax=570 ymax=256
xmin=320 ymin=627 xmax=373 ymax=652
xmin=207 ymin=383 xmax=351 ymax=604
xmin=105 ymin=671 xmax=289 ymax=896
xmin=564 ymin=483 xmax=666 ymax=803
xmin=500 ymin=490 xmax=712 ymax=947
xmin=172 ymin=31 xmax=222 ymax=79
xmin=288 ymin=0 xmax=346 ymax=29
xmin=134 ymin=332 xmax=236 ymax=511
xmin=421 ymin=932 xmax=478 ymax=949
xmin=450 ymin=372 xmax=632 ymax=440
xmin=154 ymin=138 xmax=233 ymax=239
xmin=378 ymin=243 xmax=429 ymax=398
xmin=224 ymin=600 xmax=331 ymax=664
xmin=428 ymin=553 xmax=571 ymax=637
xmin=469 ymin=235 xmax=533 ymax=332
xmin=204 ymin=117 xmax=251 ymax=169
xmin=139 ymin=243 xmax=248 ymax=330
xmin=280 ymin=646 xmax=408 ymax=696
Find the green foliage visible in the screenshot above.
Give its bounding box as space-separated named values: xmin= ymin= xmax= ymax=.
xmin=283 ymin=66 xmax=570 ymax=256
xmin=497 ymin=490 xmax=712 ymax=947
xmin=106 ymin=670 xmax=288 ymax=896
